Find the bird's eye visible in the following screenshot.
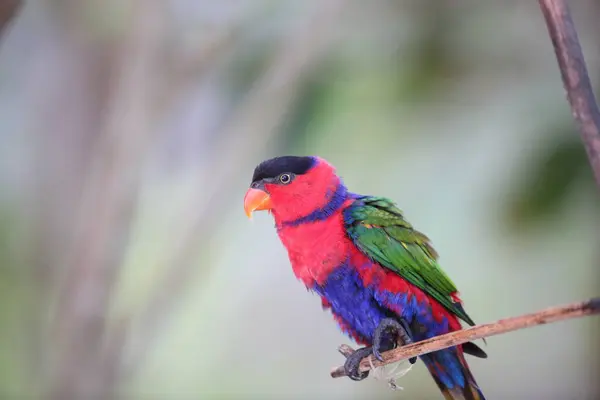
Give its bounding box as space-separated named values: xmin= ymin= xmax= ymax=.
xmin=279 ymin=173 xmax=292 ymax=184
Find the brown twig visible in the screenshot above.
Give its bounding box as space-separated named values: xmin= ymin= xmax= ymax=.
xmin=538 ymin=0 xmax=600 ymax=187
xmin=331 ymin=297 xmax=600 ymax=378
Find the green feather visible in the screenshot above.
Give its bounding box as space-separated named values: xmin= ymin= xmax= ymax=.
xmin=344 ymin=196 xmax=476 ymax=326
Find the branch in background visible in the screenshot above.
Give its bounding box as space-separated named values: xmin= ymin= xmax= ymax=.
xmin=50 ymin=1 xmax=166 ymax=398
xmin=538 ymin=0 xmax=600 ymax=187
xmin=112 ymin=0 xmax=348 ymax=378
xmin=331 ymin=297 xmax=600 ymax=378
xmin=0 ymin=0 xmax=21 ymax=40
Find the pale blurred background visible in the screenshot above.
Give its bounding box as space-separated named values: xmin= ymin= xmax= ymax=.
xmin=0 ymin=1 xmax=599 ymax=399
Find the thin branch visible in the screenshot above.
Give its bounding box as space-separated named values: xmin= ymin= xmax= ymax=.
xmin=331 ymin=297 xmax=600 ymax=378
xmin=538 ymin=0 xmax=600 ymax=187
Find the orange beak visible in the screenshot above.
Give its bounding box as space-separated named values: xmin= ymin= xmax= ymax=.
xmin=244 ymin=188 xmax=272 ymax=219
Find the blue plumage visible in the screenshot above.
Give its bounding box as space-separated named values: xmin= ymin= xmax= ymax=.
xmin=314 ymin=260 xmax=478 ymax=397
xmin=313 ymin=261 xmax=387 ymax=342
xmin=315 ymin=261 xmax=453 ymax=341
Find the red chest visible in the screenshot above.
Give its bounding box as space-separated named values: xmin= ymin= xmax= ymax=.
xmin=276 ymin=212 xmax=351 ymax=286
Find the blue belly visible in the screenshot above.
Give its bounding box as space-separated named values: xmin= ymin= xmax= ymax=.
xmin=313 ymin=261 xmax=390 ymax=343
xmin=313 ymin=261 xmax=475 ymax=394
xmin=313 ymin=260 xmax=452 ymax=343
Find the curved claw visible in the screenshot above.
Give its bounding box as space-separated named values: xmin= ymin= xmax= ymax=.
xmin=372 ymin=345 xmax=386 ymax=363
xmin=343 ymin=346 xmax=372 ymax=381
xmin=373 ymin=318 xmax=417 ymax=364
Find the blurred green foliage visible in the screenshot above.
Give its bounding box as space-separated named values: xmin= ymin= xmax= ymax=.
xmin=0 ymin=208 xmax=33 ymax=397
xmin=504 ymin=125 xmax=598 ymax=231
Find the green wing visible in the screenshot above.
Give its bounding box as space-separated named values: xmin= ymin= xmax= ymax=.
xmin=343 ymin=195 xmax=475 ymax=326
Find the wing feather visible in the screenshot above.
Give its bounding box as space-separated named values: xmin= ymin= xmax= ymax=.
xmin=343 ymin=195 xmax=475 ymax=326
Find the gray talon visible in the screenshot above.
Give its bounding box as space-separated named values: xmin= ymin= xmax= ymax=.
xmin=373 ymin=318 xmax=416 ymax=364
xmin=343 ymin=346 xmax=372 ymax=381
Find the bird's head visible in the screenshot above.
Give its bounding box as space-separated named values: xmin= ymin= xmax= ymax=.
xmin=243 ymin=156 xmax=341 ymax=222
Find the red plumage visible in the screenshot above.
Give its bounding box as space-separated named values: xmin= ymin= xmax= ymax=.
xmin=268 ymin=158 xmax=464 ymax=333
xmin=247 ymin=156 xmax=485 ymax=399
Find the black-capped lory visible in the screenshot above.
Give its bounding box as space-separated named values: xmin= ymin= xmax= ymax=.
xmin=244 ymin=156 xmax=487 ymax=399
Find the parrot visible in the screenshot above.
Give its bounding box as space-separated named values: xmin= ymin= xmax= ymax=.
xmin=243 ymin=155 xmax=487 ymax=399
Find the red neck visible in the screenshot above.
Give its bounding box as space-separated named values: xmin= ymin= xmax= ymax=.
xmin=275 ymin=201 xmax=354 ymax=286
xmin=266 ymin=158 xmax=342 ymax=225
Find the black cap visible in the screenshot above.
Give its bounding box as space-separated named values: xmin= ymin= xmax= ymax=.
xmin=251 ymin=156 xmax=316 ymax=183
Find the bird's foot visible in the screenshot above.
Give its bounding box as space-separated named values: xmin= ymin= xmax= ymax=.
xmin=373 ymin=318 xmax=417 ymax=364
xmin=343 ymin=346 xmax=372 ymax=381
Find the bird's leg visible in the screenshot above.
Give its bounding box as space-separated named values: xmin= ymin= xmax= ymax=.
xmin=343 ymin=346 xmax=372 ymax=381
xmin=373 ymin=318 xmax=417 ymax=364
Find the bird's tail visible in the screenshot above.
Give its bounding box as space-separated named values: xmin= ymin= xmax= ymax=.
xmin=422 ymin=346 xmax=485 ymax=400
